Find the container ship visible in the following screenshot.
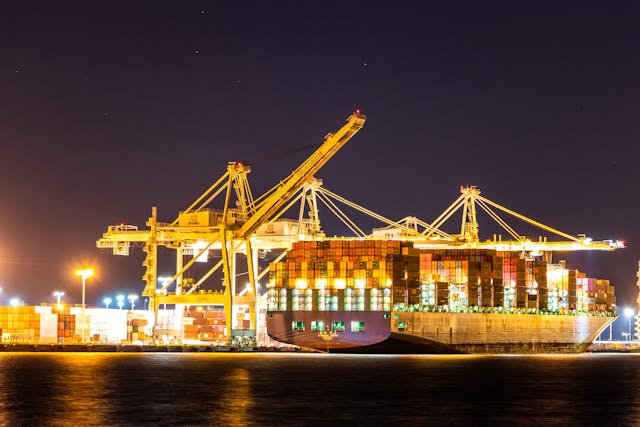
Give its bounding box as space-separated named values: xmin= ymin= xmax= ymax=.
xmin=266 ymin=239 xmax=616 ymax=353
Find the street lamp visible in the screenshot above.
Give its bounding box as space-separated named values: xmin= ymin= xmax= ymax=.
xmin=75 ymin=268 xmax=94 ymax=342
xmin=53 ymin=291 xmax=64 ymax=304
xmin=103 ymin=297 xmax=112 ymax=309
xmin=9 ymin=297 xmax=20 ymax=307
xmin=53 ymin=291 xmax=65 ymax=311
xmin=128 ymin=294 xmax=138 ymax=310
xmin=116 ymin=294 xmax=125 ymax=310
xmin=158 ymin=276 xmax=172 ymax=312
xmin=624 ymin=307 xmax=635 ymax=341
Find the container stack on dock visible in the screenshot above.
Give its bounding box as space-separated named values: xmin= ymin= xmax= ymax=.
xmin=128 ymin=318 xmax=148 ymax=342
xmin=52 ymin=304 xmax=76 ymax=342
xmin=182 ymin=307 xmax=226 ymax=341
xmin=0 ymin=306 xmax=41 ymax=342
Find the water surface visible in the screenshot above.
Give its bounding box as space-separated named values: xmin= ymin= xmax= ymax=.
xmin=0 ymin=352 xmax=638 ymax=426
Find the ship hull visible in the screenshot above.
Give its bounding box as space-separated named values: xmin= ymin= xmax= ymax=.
xmin=266 ymin=310 xmax=614 ymax=353
xmin=391 ymin=311 xmax=615 ymax=354
xmin=266 ymin=310 xmax=391 ymax=350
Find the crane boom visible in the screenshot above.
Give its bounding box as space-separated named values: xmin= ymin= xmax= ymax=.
xmin=235 ymin=111 xmax=366 ymax=238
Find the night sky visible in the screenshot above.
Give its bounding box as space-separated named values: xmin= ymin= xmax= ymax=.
xmin=1 ymin=2 xmax=638 ymax=315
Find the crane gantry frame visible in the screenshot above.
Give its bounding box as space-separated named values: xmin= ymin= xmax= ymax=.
xmin=97 ymin=111 xmax=367 ymax=343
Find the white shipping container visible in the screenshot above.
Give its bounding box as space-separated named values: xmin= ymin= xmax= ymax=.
xmin=40 ymin=313 xmax=58 ymax=342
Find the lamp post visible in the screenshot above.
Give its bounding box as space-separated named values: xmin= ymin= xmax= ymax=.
xmin=128 ymin=294 xmax=138 ymax=310
xmin=116 ymin=294 xmax=125 ymax=310
xmin=53 ymin=291 xmax=65 ymax=311
xmin=158 ymin=276 xmax=172 ymax=312
xmin=624 ymin=307 xmax=634 ymax=341
xmin=103 ymin=297 xmax=112 ymax=309
xmin=53 ymin=291 xmax=64 ymax=304
xmin=75 ymin=268 xmax=94 ymax=342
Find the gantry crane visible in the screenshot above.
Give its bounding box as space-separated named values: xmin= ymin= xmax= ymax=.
xmin=410 ymin=186 xmax=624 ymax=257
xmin=97 ymin=111 xmax=366 ymax=343
xmin=268 ymin=181 xmax=623 ymax=259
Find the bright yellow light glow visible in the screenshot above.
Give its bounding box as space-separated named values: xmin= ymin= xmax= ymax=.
xmin=315 ymin=279 xmax=327 ymax=289
xmin=546 ymin=267 xmax=564 ymax=284
xmin=75 ymin=268 xmax=94 ymax=280
xmin=57 ymin=303 xmax=64 ymax=310
xmin=334 ymin=279 xmax=346 ymax=290
xmin=385 ymin=278 xmax=392 ymax=287
xmin=295 ymin=279 xmax=308 ymax=289
xmin=355 ymin=279 xmax=366 ymax=289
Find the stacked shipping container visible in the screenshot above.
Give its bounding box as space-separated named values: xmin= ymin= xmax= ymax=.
xmin=268 ymin=241 xmax=615 ymax=314
xmin=52 ymin=305 xmax=76 ymax=341
xmin=182 ymin=307 xmax=226 ymax=341
xmin=268 ymin=240 xmax=415 ymax=312
xmin=0 ymin=306 xmax=41 ymax=342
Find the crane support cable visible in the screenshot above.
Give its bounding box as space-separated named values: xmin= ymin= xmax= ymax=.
xmin=188 ymin=258 xmax=223 ymax=294
xmin=155 ymin=239 xmax=223 ymax=295
xmin=172 ymin=171 xmax=231 ymax=225
xmin=244 ymin=180 xmax=256 ymax=215
xmin=251 ymin=179 xmax=282 ymax=209
xmin=315 ymin=191 xmax=367 ymax=237
xmin=475 ymin=199 xmax=522 ymax=241
xmin=249 ymin=142 xmax=321 ymax=166
xmin=251 ymin=186 xmax=305 ymax=227
xmin=192 ymin=243 xmax=243 ymax=294
xmin=318 ymin=188 xmax=399 ymax=235
xmin=318 ymin=187 xmax=419 ymax=237
xmin=185 ymin=240 xmax=244 ymax=294
xmin=390 ymin=216 xmax=454 ymax=240
xmin=196 ymin=181 xmax=231 ymax=215
xmin=165 ymin=239 xmax=218 ymax=293
xmin=414 ymin=218 xmax=454 ymax=240
xmin=423 ymin=194 xmax=467 ymax=237
xmin=258 ymin=249 xmax=288 ymax=283
xmin=317 ymin=187 xmax=425 ymax=238
xmin=476 ymin=195 xmax=581 ymax=242
xmin=297 ymin=187 xmax=308 ymax=231
xmin=233 ymin=175 xmax=255 ymax=217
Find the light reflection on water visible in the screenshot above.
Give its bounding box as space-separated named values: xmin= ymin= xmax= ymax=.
xmin=0 ymin=353 xmax=639 ymax=426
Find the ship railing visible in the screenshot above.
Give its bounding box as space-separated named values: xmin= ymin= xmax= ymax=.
xmin=393 ymin=304 xmax=617 ymax=317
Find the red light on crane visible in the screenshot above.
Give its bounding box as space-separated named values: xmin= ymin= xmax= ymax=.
xmin=355 ymin=109 xmax=361 ymax=115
